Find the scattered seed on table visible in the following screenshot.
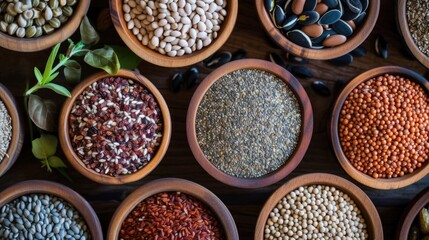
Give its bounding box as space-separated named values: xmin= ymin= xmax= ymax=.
xmin=407 ymin=0 xmax=429 ymax=57
xmin=264 ymin=185 xmax=368 ymax=240
xmin=196 ymin=69 xmax=302 ymax=178
xmin=119 ymin=192 xmax=224 ymax=240
xmin=0 ymin=194 xmax=90 ymax=240
xmin=69 ymin=76 xmax=163 ymax=176
xmin=0 ymin=99 xmax=12 ymax=163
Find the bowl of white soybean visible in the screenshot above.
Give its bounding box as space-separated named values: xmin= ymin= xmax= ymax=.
xmin=255 ymin=173 xmax=383 ymax=239
xmin=110 ymin=0 xmax=238 ymax=67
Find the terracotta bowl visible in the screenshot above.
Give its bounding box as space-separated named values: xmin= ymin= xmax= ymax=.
xmin=256 ymin=0 xmax=379 ymax=60
xmin=0 ymin=180 xmax=102 ymax=239
xmin=59 ymin=69 xmax=171 ymax=184
xmin=330 ymin=66 xmax=429 ymax=189
xmin=110 ymin=0 xmax=238 ymax=67
xmin=396 ymin=0 xmax=429 ymax=68
xmin=255 ymin=173 xmax=383 ymax=239
xmin=0 ymin=1 xmax=90 ymax=52
xmin=107 ymin=178 xmax=239 ymax=239
xmin=0 ymin=82 xmax=23 ymax=178
xmin=397 ymin=187 xmax=429 ymax=240
xmin=186 ymin=59 xmax=313 ymax=188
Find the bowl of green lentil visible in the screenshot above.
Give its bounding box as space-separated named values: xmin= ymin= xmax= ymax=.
xmin=186 ymin=59 xmax=313 ymax=188
xmin=330 ymin=66 xmax=429 ymax=189
xmin=0 ymin=82 xmax=24 ymax=178
xmin=107 ymin=178 xmax=239 ymax=240
xmin=0 ymin=180 xmax=103 ymax=239
xmin=0 ymin=0 xmax=91 ymax=52
xmin=255 ymin=173 xmax=383 ymax=240
xmin=59 ymin=69 xmax=172 ymax=185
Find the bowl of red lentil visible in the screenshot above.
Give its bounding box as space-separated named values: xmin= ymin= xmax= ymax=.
xmin=0 ymin=82 xmax=24 ymax=178
xmin=107 ymin=178 xmax=238 ymax=239
xmin=255 ymin=173 xmax=383 ymax=240
xmin=59 ymin=69 xmax=171 ymax=184
xmin=330 ymin=66 xmax=429 ymax=189
xmin=187 ymin=59 xmax=313 ymax=188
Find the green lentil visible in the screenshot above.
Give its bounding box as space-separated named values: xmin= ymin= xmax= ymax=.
xmin=196 ymin=69 xmax=301 ymax=178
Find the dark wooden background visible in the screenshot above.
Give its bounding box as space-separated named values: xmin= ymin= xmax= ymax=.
xmin=0 ymin=0 xmax=428 ymax=239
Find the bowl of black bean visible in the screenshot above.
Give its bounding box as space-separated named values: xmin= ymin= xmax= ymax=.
xmin=186 ymin=59 xmax=313 ymax=188
xmin=59 ymin=69 xmax=172 ymax=185
xmin=0 ymin=180 xmax=102 ymax=239
xmin=256 ymin=0 xmax=379 ymax=60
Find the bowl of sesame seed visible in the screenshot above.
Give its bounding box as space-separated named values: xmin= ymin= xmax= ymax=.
xmin=255 ymin=173 xmax=383 ymax=240
xmin=59 ymin=69 xmax=171 ymax=184
xmin=330 ymin=66 xmax=429 ymax=189
xmin=0 ymin=82 xmax=24 ymax=178
xmin=186 ymin=59 xmax=313 ymax=188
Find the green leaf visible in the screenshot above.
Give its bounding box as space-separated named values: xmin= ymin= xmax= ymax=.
xmin=84 ymin=46 xmax=120 ymax=74
xmin=41 ymin=83 xmax=71 ymax=97
xmin=64 ymin=60 xmax=81 ymax=85
xmin=32 ymin=134 xmax=57 ymax=160
xmin=80 ymin=16 xmax=99 ymax=46
xmin=34 ymin=67 xmax=43 ymax=83
xmin=28 ymin=95 xmax=58 ymax=132
xmin=48 ymin=156 xmax=67 ymax=168
xmin=42 ymin=43 xmax=61 ymax=84
xmin=47 ymin=71 xmax=59 ymax=82
xmin=110 ymin=45 xmax=141 ymax=70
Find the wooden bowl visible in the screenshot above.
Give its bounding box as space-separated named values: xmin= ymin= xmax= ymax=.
xmin=255 ymin=0 xmax=380 ymax=60
xmin=396 ymin=0 xmax=429 ymax=68
xmin=0 ymin=1 xmax=90 ymax=52
xmin=107 ymin=178 xmax=239 ymax=239
xmin=58 ymin=69 xmax=171 ymax=184
xmin=255 ymin=173 xmax=383 ymax=239
xmin=0 ymin=82 xmax=24 ymax=177
xmin=397 ymin=187 xmax=429 ymax=240
xmin=186 ymin=59 xmax=313 ymax=188
xmin=110 ymin=0 xmax=238 ymax=67
xmin=330 ymin=66 xmax=429 ymax=189
xmin=0 ymin=180 xmax=102 ymax=239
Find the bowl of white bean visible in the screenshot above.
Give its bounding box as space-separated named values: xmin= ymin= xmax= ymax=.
xmin=255 ymin=173 xmax=383 ymax=240
xmin=110 ymin=0 xmax=238 ymax=68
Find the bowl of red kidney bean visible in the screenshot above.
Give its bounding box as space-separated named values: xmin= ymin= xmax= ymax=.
xmin=59 ymin=69 xmax=171 ymax=184
xmin=106 ymin=178 xmax=239 ymax=239
xmin=330 ymin=66 xmax=429 ymax=189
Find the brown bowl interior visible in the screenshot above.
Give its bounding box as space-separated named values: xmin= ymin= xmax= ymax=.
xmin=255 ymin=0 xmax=380 ymax=60
xmin=107 ymin=178 xmax=239 ymax=240
xmin=186 ymin=59 xmax=313 ymax=188
xmin=255 ymin=173 xmax=383 ymax=240
xmin=330 ymin=66 xmax=429 ymax=190
xmin=0 ymin=82 xmax=23 ymax=177
xmin=397 ymin=187 xmax=429 ymax=240
xmin=0 ymin=1 xmax=90 ymax=52
xmin=396 ymin=0 xmax=429 ymax=68
xmin=110 ymin=0 xmax=238 ymax=67
xmin=0 ymin=180 xmax=103 ymax=240
xmin=59 ymin=69 xmax=172 ymax=185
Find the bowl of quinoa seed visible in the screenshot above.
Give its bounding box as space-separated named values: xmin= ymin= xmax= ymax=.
xmin=0 ymin=82 xmax=24 ymax=177
xmin=187 ymin=59 xmax=313 ymax=188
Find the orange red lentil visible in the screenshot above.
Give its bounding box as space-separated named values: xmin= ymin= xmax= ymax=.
xmin=339 ymin=74 xmax=429 ymax=179
xmin=119 ymin=192 xmax=225 ymax=240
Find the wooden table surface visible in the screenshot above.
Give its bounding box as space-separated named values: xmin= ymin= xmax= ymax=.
xmin=0 ymin=0 xmax=428 ymax=239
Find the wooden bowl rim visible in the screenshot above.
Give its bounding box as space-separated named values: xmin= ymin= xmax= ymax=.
xmin=396 ymin=0 xmax=429 ymax=69
xmin=186 ymin=59 xmax=313 ymax=188
xmin=58 ymin=69 xmax=172 ymax=185
xmin=0 ymin=82 xmax=24 ymax=177
xmin=0 ymin=180 xmax=103 ymax=240
xmin=0 ymin=1 xmax=91 ymax=52
xmin=106 ymin=178 xmax=239 ymax=240
xmin=396 ymin=186 xmax=429 ymax=240
xmin=109 ymin=0 xmax=238 ymax=68
xmin=254 ymin=173 xmax=383 ymax=240
xmin=330 ymin=66 xmax=429 ymax=189
xmin=255 ymin=0 xmax=380 ymax=60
